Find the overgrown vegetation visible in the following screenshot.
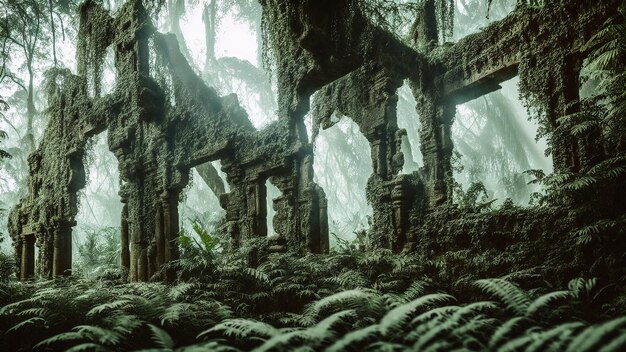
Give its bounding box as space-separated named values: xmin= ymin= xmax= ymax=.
xmin=0 ymin=0 xmax=625 ymax=351
xmin=2 ymin=241 xmax=626 ymax=351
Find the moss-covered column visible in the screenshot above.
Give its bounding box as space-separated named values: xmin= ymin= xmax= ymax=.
xmin=409 ymin=0 xmax=453 ymax=207
xmin=549 ymin=54 xmax=584 ymax=172
xmin=20 ymin=233 xmax=35 ymax=280
xmin=410 ymin=71 xmax=454 ymax=207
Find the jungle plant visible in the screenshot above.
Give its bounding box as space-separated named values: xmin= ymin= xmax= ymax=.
xmin=1 ymin=270 xmax=625 ymax=351
xmin=75 ymin=226 xmax=121 ymax=277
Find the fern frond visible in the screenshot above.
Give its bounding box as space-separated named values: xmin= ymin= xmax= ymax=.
xmin=34 ymin=332 xmax=85 ymax=349
xmin=245 ymin=268 xmax=270 ymax=285
xmin=475 ymin=279 xmax=531 ymax=315
xmin=488 ymin=316 xmax=529 ymax=349
xmin=598 ymin=332 xmax=626 ymax=352
xmin=524 ymin=322 xmax=584 ymax=352
xmin=325 ymin=324 xmax=380 ymax=352
xmin=148 ymin=323 xmax=174 ymax=349
xmin=379 ymin=293 xmax=454 ymax=336
xmin=8 ymin=316 xmax=47 ymax=333
xmin=198 ymin=319 xmax=280 ymax=340
xmin=73 ymin=325 xmax=123 ymax=346
xmin=304 ymin=289 xmax=378 ymax=319
xmin=65 ymin=343 xmax=108 ymax=352
xmin=87 ymin=299 xmax=130 ymax=317
xmin=526 ymin=291 xmax=571 ymax=316
xmin=566 ymin=317 xmax=626 ymax=352
xmin=401 ymin=281 xmax=427 ymax=302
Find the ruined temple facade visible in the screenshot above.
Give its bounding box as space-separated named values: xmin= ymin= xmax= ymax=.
xmin=8 ymin=0 xmax=621 ymax=281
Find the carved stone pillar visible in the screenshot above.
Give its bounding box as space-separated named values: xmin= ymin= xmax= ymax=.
xmin=390 ymin=176 xmax=411 ymax=252
xmin=20 ymin=233 xmax=35 ymax=280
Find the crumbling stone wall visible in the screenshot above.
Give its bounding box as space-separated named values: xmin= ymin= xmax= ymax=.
xmin=9 ymin=0 xmax=621 ymax=281
xmin=8 ymin=71 xmax=108 ymax=279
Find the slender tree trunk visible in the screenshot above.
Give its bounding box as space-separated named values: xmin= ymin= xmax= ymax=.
xmin=203 ymin=0 xmax=217 ymax=74
xmin=48 ymin=0 xmax=57 ymax=67
xmin=25 ymin=63 xmax=35 ymax=152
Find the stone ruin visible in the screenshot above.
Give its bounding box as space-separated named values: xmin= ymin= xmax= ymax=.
xmin=8 ymin=0 xmax=621 ymax=281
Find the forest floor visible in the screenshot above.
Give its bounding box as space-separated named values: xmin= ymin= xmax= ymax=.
xmin=1 ymin=243 xmax=626 ymax=352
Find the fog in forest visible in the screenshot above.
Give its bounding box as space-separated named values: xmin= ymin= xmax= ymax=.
xmin=2 ymin=0 xmax=625 ymax=350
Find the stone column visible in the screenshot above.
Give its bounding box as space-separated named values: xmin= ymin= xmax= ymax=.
xmin=162 ymin=190 xmax=180 ymax=282
xmin=120 ymin=203 xmax=130 ymax=269
xmin=20 ymin=233 xmax=35 ymax=280
xmin=246 ymin=178 xmax=267 ymax=238
xmin=155 ymin=205 xmax=165 ymax=269
xmin=52 ymin=221 xmax=73 ymax=277
xmin=317 ymin=186 xmax=329 ymax=254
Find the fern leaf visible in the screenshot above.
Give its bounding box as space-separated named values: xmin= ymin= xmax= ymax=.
xmin=65 ymin=343 xmax=108 ymax=352
xmin=160 ymin=303 xmax=193 ymax=326
xmin=306 ymin=309 xmax=357 ymax=342
xmin=87 ymin=299 xmax=129 ymax=317
xmin=34 ymin=332 xmax=85 ymax=349
xmin=198 ymin=319 xmax=280 ymax=340
xmin=496 ymin=327 xmax=541 ymax=352
xmin=526 ymin=291 xmax=571 ymax=316
xmin=148 ymin=324 xmax=174 ymax=349
xmin=74 ymin=325 xmax=122 ymax=346
xmin=475 ymin=279 xmax=531 ymax=315
xmin=598 ymin=332 xmax=626 ymax=352
xmin=489 ymin=317 xmax=529 ymax=349
xmin=379 ymin=293 xmax=454 ymax=336
xmin=566 ymin=317 xmax=626 ymax=352
xmin=8 ymin=316 xmax=46 ymax=333
xmin=305 ymin=289 xmax=378 ymax=319
xmin=325 ymin=324 xmax=380 ymax=352
xmin=365 ymin=341 xmax=408 ymax=351
xmin=245 ymin=268 xmax=270 ymax=285
xmin=524 ymin=322 xmax=584 ymax=352
xmin=254 ymin=330 xmax=307 ymax=352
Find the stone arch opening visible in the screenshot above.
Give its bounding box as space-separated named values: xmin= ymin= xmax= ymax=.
xmin=397 ymin=81 xmax=422 ymax=174
xmin=178 ymin=161 xmax=228 ymax=253
xmin=73 ymin=131 xmax=123 ymax=275
xmin=451 ymin=76 xmax=553 ymax=205
xmin=265 ymin=179 xmax=282 ymax=238
xmin=313 ymin=115 xmax=373 ymax=247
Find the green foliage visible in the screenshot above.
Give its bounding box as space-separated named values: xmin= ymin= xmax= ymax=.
xmin=75 ymin=227 xmax=121 ymax=277
xmin=0 ymin=251 xmax=14 ymax=283
xmin=454 ymin=181 xmax=496 ymax=212
xmin=1 ymin=247 xmax=626 ymax=351
xmin=0 ymin=97 xmax=11 ymax=160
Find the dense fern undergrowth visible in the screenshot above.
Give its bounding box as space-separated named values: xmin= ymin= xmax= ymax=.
xmin=2 ymin=243 xmax=626 ymax=352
